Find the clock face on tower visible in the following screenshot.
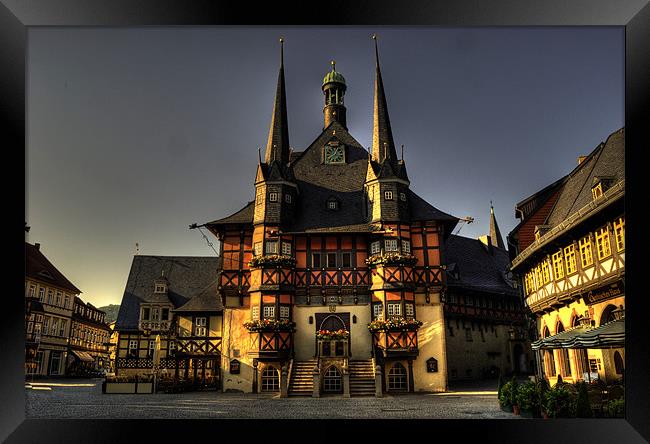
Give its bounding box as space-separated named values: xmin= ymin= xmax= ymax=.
xmin=324 ymin=143 xmax=345 ymax=164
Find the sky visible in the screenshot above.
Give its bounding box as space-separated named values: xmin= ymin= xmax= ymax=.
xmin=26 ymin=27 xmax=624 ymax=308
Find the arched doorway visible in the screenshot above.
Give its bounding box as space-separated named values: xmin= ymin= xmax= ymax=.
xmin=614 ymin=351 xmax=624 ymax=375
xmin=319 ymin=315 xmax=346 ymax=331
xmin=600 ymin=304 xmax=617 ymax=326
xmin=261 ymin=366 xmax=280 ymax=392
xmin=513 ymin=343 xmax=527 ymax=374
xmin=322 ymin=366 xmax=343 ymax=393
xmin=387 ymin=363 xmax=408 ymax=391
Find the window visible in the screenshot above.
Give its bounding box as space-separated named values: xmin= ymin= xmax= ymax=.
xmin=579 ymin=236 xmax=593 ymax=267
xmin=152 ymin=308 xmax=160 ymax=321
xmin=552 ymin=250 xmax=564 ymax=280
xmin=400 ymin=192 xmax=407 ymax=202
xmin=56 ymin=292 xmax=62 ymax=306
xmin=387 ymin=363 xmax=407 ymax=391
xmin=285 ymin=194 xmax=292 ymax=203
xmin=148 ymin=340 xmax=155 ymax=357
xmin=251 ymin=306 xmax=260 ymax=321
xmin=564 ymin=245 xmax=577 ymax=274
xmin=323 ymin=366 xmax=343 ymax=392
xmin=59 ymin=320 xmax=66 ymax=337
xmin=385 ymin=239 xmax=398 ymax=252
xmin=51 ymin=318 xmax=59 ymax=336
xmin=168 ymin=341 xmax=176 ymax=357
xmin=591 ymin=182 xmax=603 ymax=199
xmin=195 ymin=317 xmax=207 ymax=336
xmin=327 ymin=253 xmax=337 ymax=268
xmin=162 ymin=307 xmax=169 ymax=320
xmin=327 ymin=200 xmax=338 ymax=210
xmin=281 ymin=242 xmax=292 ymax=256
xmin=373 ymin=303 xmax=384 ymax=320
xmin=47 ymin=289 xmax=53 ymax=304
xmin=27 ymin=321 xmax=33 ymax=334
xmin=38 ymin=288 xmax=45 ymax=301
xmin=28 ymin=285 xmax=35 ymax=298
xmin=312 ymin=253 xmax=322 ymax=268
xmin=370 ymin=241 xmax=381 ymax=255
xmin=401 ymin=239 xmax=411 ymax=253
xmin=384 ymin=191 xmax=393 ymax=200
xmin=613 ymin=217 xmax=625 ymax=251
xmin=142 ymin=307 xmax=151 ymax=320
xmin=279 ymin=306 xmax=290 ymax=319
xmin=265 ymin=241 xmax=278 ymax=254
xmin=614 ymin=351 xmax=624 ymax=375
xmin=154 ymin=284 xmax=166 ymax=293
xmin=128 ymin=340 xmax=138 ymax=357
xmin=269 ymin=192 xmax=278 ymax=202
xmin=405 ymin=303 xmax=414 ymax=319
xmin=64 ymin=295 xmax=70 ymax=309
xmin=541 ymin=260 xmax=550 ymax=284
xmin=387 ymin=303 xmax=402 ymax=317
xmin=261 ymin=367 xmax=280 ymax=391
xmin=49 ymin=352 xmax=61 ymax=376
xmin=341 ymin=252 xmax=352 ymax=268
xmin=595 ymin=226 xmax=612 ymax=260
xmin=254 ymin=242 xmax=262 ymax=257
xmin=262 ymin=305 xmax=275 ymax=320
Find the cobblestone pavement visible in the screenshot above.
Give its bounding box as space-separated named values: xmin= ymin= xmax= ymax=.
xmin=25 ymin=378 xmax=523 ymax=419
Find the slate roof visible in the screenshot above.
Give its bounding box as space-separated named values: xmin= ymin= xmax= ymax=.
xmin=205 ymin=121 xmax=458 ymax=233
xmin=444 ymin=234 xmax=518 ymax=296
xmin=544 ymin=128 xmax=624 ymax=229
xmin=25 ymin=242 xmax=81 ymax=294
xmin=115 ymin=255 xmax=222 ymax=331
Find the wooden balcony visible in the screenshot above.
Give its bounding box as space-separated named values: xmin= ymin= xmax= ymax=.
xmin=317 ymin=339 xmax=349 ymax=358
xmin=373 ymin=330 xmax=419 ymax=359
xmin=248 ymin=331 xmax=292 ymax=361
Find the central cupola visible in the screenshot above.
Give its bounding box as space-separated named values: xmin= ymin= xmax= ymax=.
xmin=322 ymin=60 xmax=347 ymax=129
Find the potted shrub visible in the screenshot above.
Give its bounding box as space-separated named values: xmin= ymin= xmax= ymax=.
xmin=574 ymin=382 xmax=593 ymax=418
xmin=605 ymin=397 xmax=625 ymax=418
xmin=544 ymin=383 xmax=576 ymax=418
xmin=516 ymin=380 xmax=541 ymax=418
xmin=499 ymin=381 xmax=513 ymax=412
xmin=510 ymin=376 xmax=520 ymax=415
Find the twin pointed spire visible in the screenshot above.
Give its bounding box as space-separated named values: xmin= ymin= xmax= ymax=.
xmin=489 ymin=201 xmax=505 ymax=249
xmin=264 ymin=38 xmax=290 ymax=165
xmin=371 ymin=34 xmax=398 ymax=164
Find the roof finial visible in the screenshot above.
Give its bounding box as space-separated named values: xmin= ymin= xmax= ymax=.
xmin=331 ymin=60 xmax=336 ymax=71
xmin=372 ymin=33 xmax=379 ymax=67
xmin=258 ymin=147 xmax=262 ymax=164
xmin=279 ymin=37 xmax=284 ymax=66
xmin=401 ymin=144 xmax=404 ymax=161
xmin=135 ymin=242 xmax=139 ymax=255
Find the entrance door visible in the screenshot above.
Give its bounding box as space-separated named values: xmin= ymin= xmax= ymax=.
xmin=315 ymin=313 xmax=351 ymax=356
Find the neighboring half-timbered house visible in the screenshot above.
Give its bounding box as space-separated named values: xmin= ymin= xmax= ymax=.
xmin=197 ymin=38 xmax=459 ymax=396
xmin=444 ymin=206 xmax=531 ymax=381
xmin=509 ymin=127 xmax=625 ymax=386
xmin=114 ymin=256 xmax=223 ymax=388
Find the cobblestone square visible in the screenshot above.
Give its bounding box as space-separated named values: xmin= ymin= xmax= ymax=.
xmin=26 ymin=379 xmax=522 ymax=419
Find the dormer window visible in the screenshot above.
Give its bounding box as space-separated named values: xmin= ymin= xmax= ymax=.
xmin=384 ymin=191 xmax=393 ymax=200
xmin=385 ymin=239 xmax=398 ymax=252
xmin=370 ymin=241 xmax=381 ymax=255
xmin=265 ymin=241 xmax=278 ymax=254
xmin=591 ymin=176 xmax=614 ymax=200
xmin=591 ymin=182 xmax=603 ymax=199
xmin=285 ymin=194 xmax=292 ymax=204
xmin=269 ymin=192 xmax=278 ymax=202
xmin=154 ymin=284 xmax=166 ymax=293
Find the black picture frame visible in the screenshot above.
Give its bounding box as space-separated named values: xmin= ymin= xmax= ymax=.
xmin=3 ymin=0 xmax=648 ymax=442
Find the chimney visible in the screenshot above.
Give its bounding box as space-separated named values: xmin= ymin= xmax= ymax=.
xmin=577 ymin=156 xmax=588 ymax=165
xmin=34 ymin=243 xmax=40 ymax=250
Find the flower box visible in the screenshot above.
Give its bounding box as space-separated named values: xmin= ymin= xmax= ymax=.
xmin=367 ymin=318 xmax=423 ymax=332
xmin=316 ymin=329 xmax=349 ymax=340
xmin=365 ymin=253 xmax=418 ymax=267
xmin=243 ymin=319 xmax=296 ymax=332
xmin=247 ymin=254 xmax=296 ymax=269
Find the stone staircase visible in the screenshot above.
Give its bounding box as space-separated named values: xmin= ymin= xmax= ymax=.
xmin=288 ymin=359 xmax=316 ymax=397
xmin=349 ymin=359 xmax=376 ymax=397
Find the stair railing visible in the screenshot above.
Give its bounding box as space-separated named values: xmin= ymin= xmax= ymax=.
xmin=287 ymin=358 xmax=294 ymax=390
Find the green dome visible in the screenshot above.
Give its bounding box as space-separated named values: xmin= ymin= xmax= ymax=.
xmin=322 ymin=68 xmax=346 ymax=87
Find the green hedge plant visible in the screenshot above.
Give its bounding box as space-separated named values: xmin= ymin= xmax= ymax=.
xmin=544 ymin=384 xmax=576 ymax=418
xmin=515 ymin=381 xmax=542 ymax=417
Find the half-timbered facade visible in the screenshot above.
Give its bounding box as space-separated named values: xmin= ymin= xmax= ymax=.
xmin=198 ymin=39 xmax=459 ymax=396
xmin=67 ymin=297 xmax=112 ymax=375
xmin=444 ymin=206 xmax=531 ymax=381
xmin=114 ymin=256 xmax=223 ymax=388
xmin=509 ymin=127 xmax=625 ymax=386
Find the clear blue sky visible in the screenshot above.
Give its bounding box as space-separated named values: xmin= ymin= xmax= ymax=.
xmin=26 ymin=27 xmax=624 ymax=307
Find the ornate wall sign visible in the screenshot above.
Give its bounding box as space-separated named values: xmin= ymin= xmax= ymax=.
xmin=230 ymin=359 xmax=240 ymax=374
xmin=583 ymin=281 xmax=624 ymax=305
xmin=426 ymin=357 xmax=438 ymax=373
